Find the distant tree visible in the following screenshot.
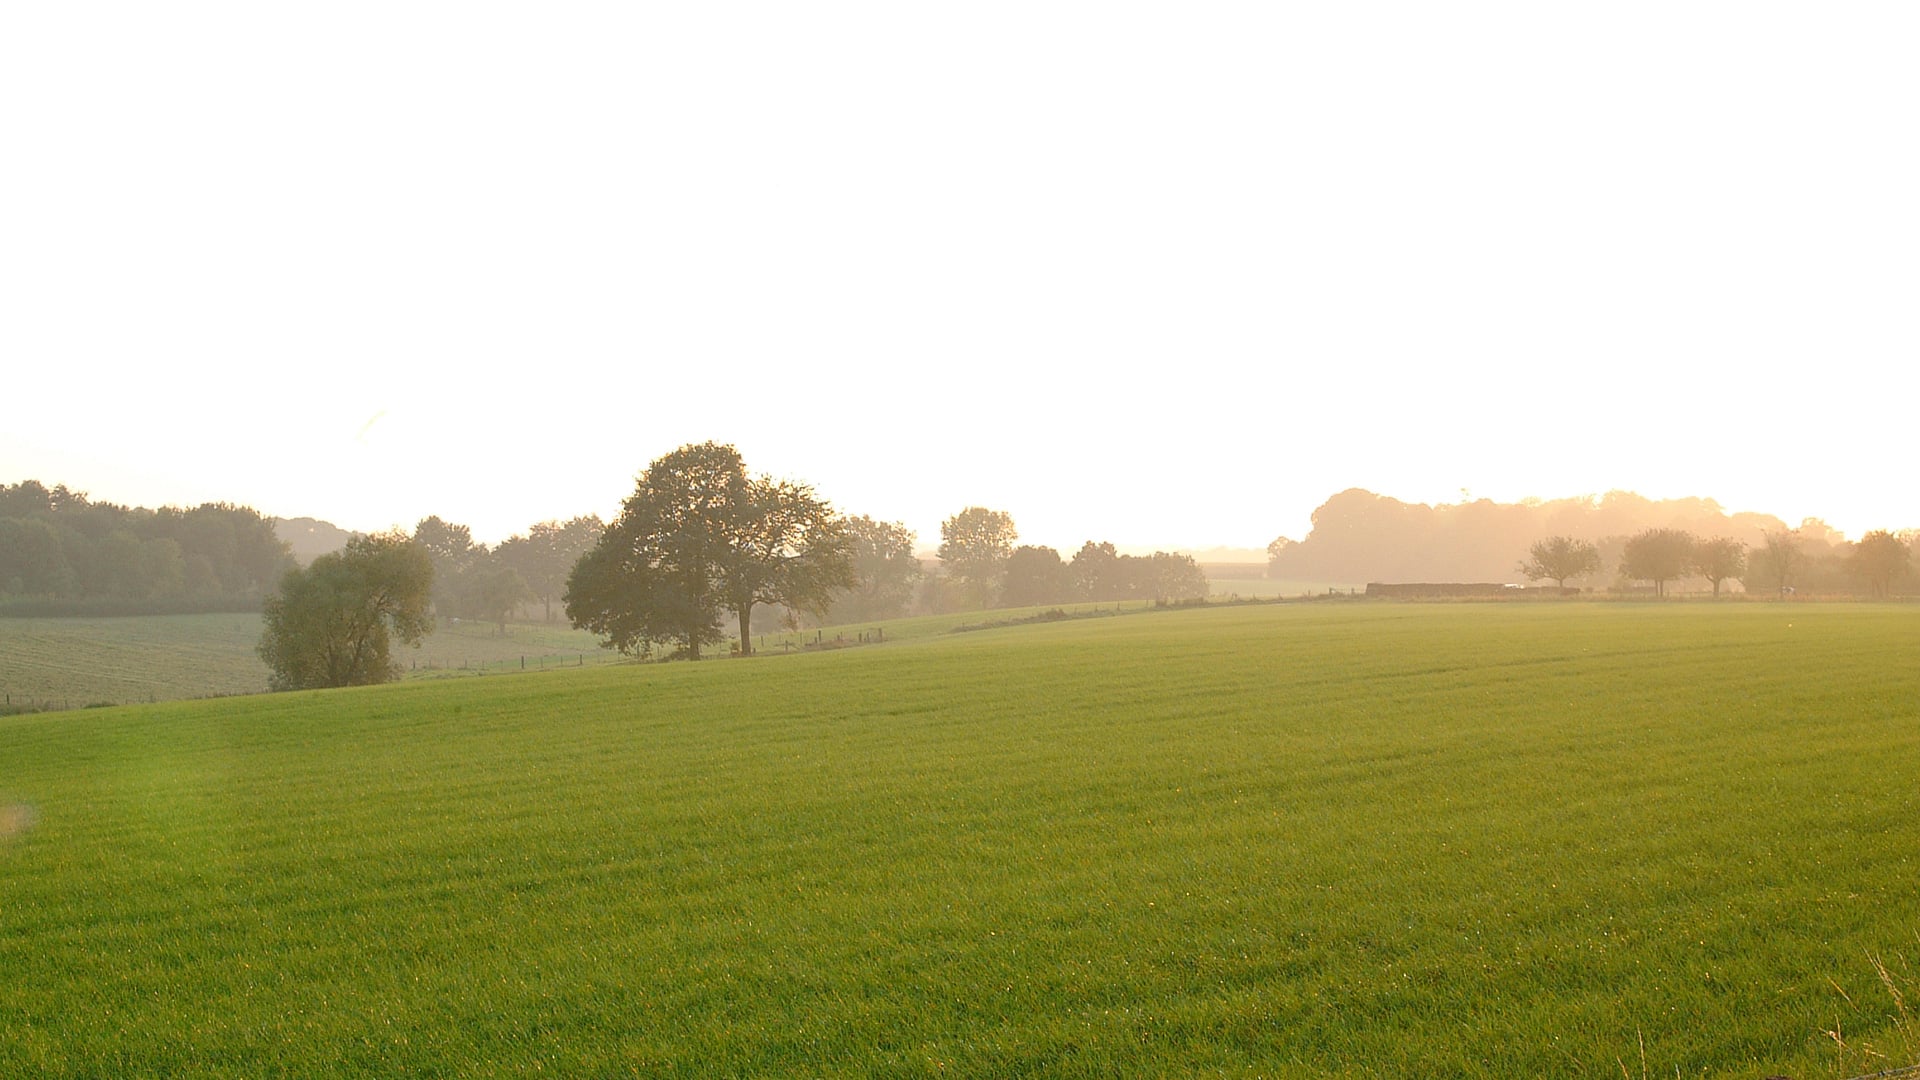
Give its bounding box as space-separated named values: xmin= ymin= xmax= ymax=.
xmin=1691 ymin=537 xmax=1747 ymax=598
xmin=1264 ymin=536 xmax=1295 ymax=579
xmin=826 ymin=516 xmax=922 ymax=623
xmin=1750 ymin=528 xmax=1803 ymax=596
xmin=1518 ymin=536 xmax=1601 ymax=590
xmin=0 ymin=517 xmax=74 ymax=596
xmin=938 ymin=507 xmax=1018 ymax=608
xmin=1619 ymin=528 xmax=1696 ymax=597
xmin=498 ymin=515 xmax=604 ymax=623
xmin=0 ymin=480 xmax=54 ymax=518
xmin=0 ymin=484 xmax=289 ymax=611
xmin=469 ymin=560 xmax=531 ymax=635
xmin=1070 ymin=540 xmax=1123 ymax=601
xmin=257 ymin=531 xmax=434 ymax=690
xmin=1135 ymin=551 xmax=1209 ymax=602
xmin=412 ymin=515 xmax=482 ymax=617
xmin=1002 ymin=545 xmax=1072 ymax=607
xmin=1848 ymin=530 xmax=1910 ymax=598
xmin=565 ymin=442 xmax=852 ymax=659
xmin=138 ymin=537 xmax=186 ymax=599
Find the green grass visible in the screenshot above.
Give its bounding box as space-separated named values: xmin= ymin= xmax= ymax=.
xmin=399 ymin=616 xmax=627 ymax=676
xmin=0 ymin=614 xmax=636 ymax=707
xmin=1208 ymin=577 xmax=1364 ymax=598
xmin=4 ymin=604 xmax=1920 ymax=1076
xmin=0 ymin=613 xmax=270 ymax=708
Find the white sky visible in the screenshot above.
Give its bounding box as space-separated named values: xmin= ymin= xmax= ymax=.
xmin=4 ymin=4 xmax=1915 ymax=554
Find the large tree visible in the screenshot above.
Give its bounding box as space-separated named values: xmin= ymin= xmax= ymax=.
xmin=938 ymin=507 xmax=1018 ymax=608
xmin=720 ymin=476 xmax=855 ymax=653
xmin=257 ymin=531 xmax=434 ymax=690
xmin=565 ymin=442 xmax=852 ymax=659
xmin=1691 ymin=537 xmax=1747 ymax=598
xmin=1518 ymin=536 xmax=1601 ymax=590
xmin=1848 ymin=530 xmax=1910 ymax=598
xmin=1619 ymin=528 xmax=1696 ymax=597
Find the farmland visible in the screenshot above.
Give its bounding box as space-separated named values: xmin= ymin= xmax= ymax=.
xmin=3 ymin=603 xmax=1920 ymax=1076
xmin=0 ymin=601 xmax=1173 ymax=709
xmin=0 ymin=613 xmax=272 ymax=709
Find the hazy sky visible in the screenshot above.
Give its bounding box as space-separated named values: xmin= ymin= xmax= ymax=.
xmin=5 ymin=4 xmax=1915 ymax=553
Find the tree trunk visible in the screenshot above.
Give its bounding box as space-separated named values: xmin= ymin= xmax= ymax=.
xmin=737 ymin=603 xmax=754 ymax=656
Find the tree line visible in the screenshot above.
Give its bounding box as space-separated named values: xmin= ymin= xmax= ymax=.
xmin=1521 ymin=526 xmax=1914 ymax=598
xmin=0 ymin=480 xmax=290 ymax=613
xmin=1272 ymin=488 xmax=1919 ymax=597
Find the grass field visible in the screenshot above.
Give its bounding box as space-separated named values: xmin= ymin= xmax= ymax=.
xmin=0 ymin=613 xmax=271 ymax=709
xmin=1208 ymin=577 xmax=1366 ymax=599
xmin=0 ymin=614 xmax=642 ymax=708
xmin=0 ymin=603 xmax=1167 ymax=708
xmin=4 ymin=604 xmax=1920 ymax=1076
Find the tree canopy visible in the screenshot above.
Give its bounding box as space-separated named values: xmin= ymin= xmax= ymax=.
xmin=822 ymin=516 xmax=922 ymax=624
xmin=1620 ymin=529 xmax=1696 ymax=597
xmin=1002 ymin=545 xmax=1071 ymax=608
xmin=497 ymin=516 xmax=604 ymax=623
xmin=257 ymin=531 xmax=434 ymax=690
xmin=0 ymin=481 xmax=291 ymax=612
xmin=1518 ymin=536 xmax=1601 ymax=589
xmin=1691 ymin=537 xmax=1747 ymax=598
xmin=1848 ymin=530 xmax=1910 ymax=598
xmin=938 ymin=507 xmax=1018 ymax=608
xmin=564 ymin=442 xmax=853 ymax=659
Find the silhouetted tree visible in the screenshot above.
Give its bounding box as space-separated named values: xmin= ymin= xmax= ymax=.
xmin=257 ymin=531 xmax=433 ymax=690
xmin=1620 ymin=529 xmax=1696 ymax=597
xmin=0 ymin=484 xmax=291 ymax=611
xmin=1749 ymin=528 xmax=1803 ymax=596
xmin=1002 ymin=545 xmax=1072 ymax=607
xmin=1518 ymin=536 xmax=1601 ymax=589
xmin=498 ymin=515 xmax=604 ymax=623
xmin=0 ymin=517 xmax=73 ymax=596
xmin=1135 ymin=551 xmax=1209 ymax=602
xmin=565 ymin=442 xmax=852 ymax=659
xmin=938 ymin=507 xmax=1017 ymax=608
xmin=1264 ymin=536 xmax=1295 ymax=579
xmin=412 ymin=515 xmax=482 ymax=618
xmin=1070 ymin=541 xmax=1123 ymax=601
xmin=826 ymin=516 xmax=922 ymax=623
xmin=1848 ymin=530 xmax=1910 ymax=598
xmin=1691 ymin=537 xmax=1747 ymax=598
xmin=469 ymin=560 xmax=531 ymax=635
xmin=721 ymin=476 xmax=855 ymax=652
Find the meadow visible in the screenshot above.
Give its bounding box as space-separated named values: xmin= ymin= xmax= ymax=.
xmin=0 ymin=601 xmax=1170 ymax=709
xmin=0 ymin=614 xmax=630 ymax=709
xmin=0 ymin=612 xmax=272 ymax=709
xmin=3 ymin=603 xmax=1919 ymax=1077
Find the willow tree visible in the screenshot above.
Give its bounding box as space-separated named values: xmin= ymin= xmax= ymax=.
xmin=257 ymin=531 xmax=433 ymax=689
